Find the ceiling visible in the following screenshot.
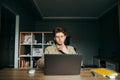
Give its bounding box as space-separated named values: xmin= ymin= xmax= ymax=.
xmin=19 ymin=0 xmax=118 ymax=20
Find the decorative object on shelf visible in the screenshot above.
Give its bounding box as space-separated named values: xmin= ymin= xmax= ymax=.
xmin=34 ymin=40 xmax=37 ymax=44
xmin=23 ymin=35 xmax=32 ymax=44
xmin=46 ymin=40 xmax=54 ymax=45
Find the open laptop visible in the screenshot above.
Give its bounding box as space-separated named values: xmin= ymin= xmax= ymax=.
xmin=44 ymin=54 xmax=82 ymax=75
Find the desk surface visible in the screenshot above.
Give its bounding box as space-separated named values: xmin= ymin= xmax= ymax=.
xmin=0 ymin=68 xmax=120 ymax=80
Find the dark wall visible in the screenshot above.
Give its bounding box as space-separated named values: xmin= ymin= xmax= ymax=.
xmin=0 ymin=6 xmax=16 ymax=68
xmin=34 ymin=20 xmax=100 ymax=65
xmin=99 ymin=6 xmax=119 ymax=58
xmin=0 ymin=0 xmax=36 ymax=31
xmin=0 ymin=0 xmax=119 ymax=67
xmin=34 ymin=6 xmax=119 ymax=65
xmin=0 ymin=0 xmax=36 ymax=68
xmin=0 ymin=0 xmax=1 ymax=32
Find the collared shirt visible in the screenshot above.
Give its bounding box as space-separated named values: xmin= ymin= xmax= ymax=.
xmin=44 ymin=45 xmax=76 ymax=54
xmin=38 ymin=45 xmax=76 ymax=68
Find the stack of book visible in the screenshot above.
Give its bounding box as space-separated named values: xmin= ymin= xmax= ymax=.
xmin=21 ymin=60 xmax=30 ymax=68
xmin=91 ymin=68 xmax=118 ymax=79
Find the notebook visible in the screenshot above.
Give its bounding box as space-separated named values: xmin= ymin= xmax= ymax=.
xmin=91 ymin=68 xmax=118 ymax=77
xmin=44 ymin=54 xmax=82 ymax=75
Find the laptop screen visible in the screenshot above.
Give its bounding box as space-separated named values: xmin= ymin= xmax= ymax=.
xmin=44 ymin=54 xmax=82 ymax=75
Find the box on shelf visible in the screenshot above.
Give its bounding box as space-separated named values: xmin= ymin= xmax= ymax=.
xmin=32 ymin=48 xmax=43 ymax=56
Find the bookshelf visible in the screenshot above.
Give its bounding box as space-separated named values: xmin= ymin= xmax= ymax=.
xmin=18 ymin=32 xmax=54 ymax=69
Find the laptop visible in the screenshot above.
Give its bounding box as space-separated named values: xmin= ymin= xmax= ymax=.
xmin=44 ymin=54 xmax=82 ymax=75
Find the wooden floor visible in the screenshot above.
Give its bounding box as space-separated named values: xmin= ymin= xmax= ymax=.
xmin=0 ymin=68 xmax=120 ymax=80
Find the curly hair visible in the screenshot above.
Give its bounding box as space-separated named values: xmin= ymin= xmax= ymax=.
xmin=53 ymin=27 xmax=67 ymax=37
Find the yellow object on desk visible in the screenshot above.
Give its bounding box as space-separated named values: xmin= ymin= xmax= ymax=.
xmin=91 ymin=68 xmax=118 ymax=78
xmin=91 ymin=68 xmax=117 ymax=76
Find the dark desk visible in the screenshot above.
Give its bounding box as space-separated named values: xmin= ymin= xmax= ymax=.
xmin=0 ymin=68 xmax=120 ymax=80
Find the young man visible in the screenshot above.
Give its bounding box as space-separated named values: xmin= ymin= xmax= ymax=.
xmin=38 ymin=27 xmax=76 ymax=68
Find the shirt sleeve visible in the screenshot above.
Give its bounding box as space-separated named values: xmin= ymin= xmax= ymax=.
xmin=38 ymin=47 xmax=50 ymax=68
xmin=44 ymin=47 xmax=49 ymax=54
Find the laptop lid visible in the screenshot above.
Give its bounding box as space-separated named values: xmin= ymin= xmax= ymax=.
xmin=44 ymin=54 xmax=82 ymax=75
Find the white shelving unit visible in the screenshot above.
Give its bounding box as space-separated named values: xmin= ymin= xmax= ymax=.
xmin=18 ymin=32 xmax=54 ymax=69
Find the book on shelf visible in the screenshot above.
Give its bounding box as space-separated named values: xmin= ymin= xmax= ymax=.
xmin=91 ymin=68 xmax=118 ymax=79
xmin=21 ymin=60 xmax=30 ymax=68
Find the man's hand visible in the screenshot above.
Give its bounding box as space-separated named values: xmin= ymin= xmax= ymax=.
xmin=57 ymin=45 xmax=69 ymax=54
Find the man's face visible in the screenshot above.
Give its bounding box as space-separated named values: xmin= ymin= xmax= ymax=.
xmin=54 ymin=32 xmax=66 ymax=45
